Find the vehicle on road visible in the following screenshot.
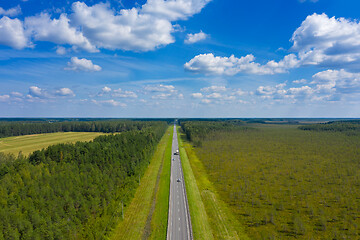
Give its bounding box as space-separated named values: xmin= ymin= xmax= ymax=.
xmin=177 ymin=179 xmax=181 ymax=182
xmin=174 ymin=149 xmax=179 ymax=155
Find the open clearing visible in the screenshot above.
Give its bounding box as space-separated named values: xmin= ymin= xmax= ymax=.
xmin=0 ymin=132 xmax=104 ymax=156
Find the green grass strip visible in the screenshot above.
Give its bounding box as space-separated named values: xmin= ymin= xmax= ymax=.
xmin=110 ymin=126 xmax=172 ymax=240
xmin=148 ymin=127 xmax=173 ymax=240
xmin=178 ymin=127 xmax=250 ymax=240
xmin=177 ymin=127 xmax=214 ymax=240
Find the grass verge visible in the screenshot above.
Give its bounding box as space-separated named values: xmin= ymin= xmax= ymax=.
xmin=177 ymin=127 xmax=214 ymax=240
xmin=110 ymin=126 xmax=172 ymax=240
xmin=0 ymin=132 xmax=104 ymax=156
xmin=178 ymin=127 xmax=250 ymax=240
xmin=148 ymin=127 xmax=173 ymax=240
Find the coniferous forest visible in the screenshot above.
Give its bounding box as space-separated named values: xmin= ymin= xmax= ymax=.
xmin=0 ymin=121 xmax=167 ymax=239
xmin=0 ymin=120 xmax=162 ymax=138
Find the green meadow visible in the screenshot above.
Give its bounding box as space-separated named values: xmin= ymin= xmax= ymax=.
xmin=0 ymin=132 xmax=104 ymax=156
xmin=182 ymin=122 xmax=360 ymax=239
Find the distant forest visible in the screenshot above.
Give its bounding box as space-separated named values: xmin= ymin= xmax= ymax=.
xmin=299 ymin=120 xmax=360 ymax=133
xmin=0 ymin=119 xmax=172 ymax=138
xmin=0 ymin=121 xmax=167 ymax=239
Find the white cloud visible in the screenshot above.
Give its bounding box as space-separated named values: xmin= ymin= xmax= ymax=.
xmin=290 ymin=13 xmax=360 ymax=68
xmin=144 ymin=84 xmax=176 ymax=92
xmin=92 ymin=99 xmax=126 ymax=107
xmin=207 ymin=92 xmax=222 ymax=99
xmin=191 ymin=92 xmax=203 ymax=98
xmin=0 ymin=0 xmax=211 ymax=52
xmin=145 ymin=84 xmax=183 ymax=99
xmin=185 ymin=30 xmax=207 ymax=44
xmin=70 ymin=0 xmax=211 ymax=51
xmin=55 ymin=88 xmax=75 ymax=97
xmin=312 ymin=69 xmax=360 ymax=93
xmin=29 ymin=86 xmax=47 ymax=98
xmin=184 ymin=53 xmax=295 ymax=76
xmin=201 ymin=98 xmax=211 ymax=104
xmin=0 ymin=17 xmax=29 ymax=49
xmin=192 ymin=86 xmax=245 ymax=104
xmin=293 ymin=79 xmax=307 ymax=84
xmin=0 ymin=6 xmax=21 ymax=17
xmin=10 ymin=92 xmax=23 ymax=97
xmin=96 ymin=86 xmax=137 ymax=98
xmin=102 ymin=86 xmax=112 ymax=93
xmin=233 ymin=89 xmax=247 ymax=96
xmin=65 ymin=57 xmax=101 ymax=72
xmin=25 ymin=13 xmax=97 ymax=52
xmin=141 ymin=0 xmax=211 ymax=21
xmin=56 ymin=46 xmax=67 ymax=55
xmin=256 ymin=84 xmax=287 ymax=99
xmin=113 ymin=88 xmax=138 ymax=98
xmin=0 ymin=95 xmax=10 ymax=102
xmin=186 ymin=13 xmax=360 ymax=76
xmin=200 ymin=86 xmax=226 ymax=92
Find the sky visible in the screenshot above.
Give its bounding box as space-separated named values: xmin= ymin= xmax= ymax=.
xmin=1 ymin=0 xmax=360 ymax=118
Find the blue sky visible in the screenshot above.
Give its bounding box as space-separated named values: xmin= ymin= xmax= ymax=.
xmin=1 ymin=0 xmax=360 ymax=118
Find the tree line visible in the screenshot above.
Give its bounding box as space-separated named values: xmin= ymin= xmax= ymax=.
xmin=0 ymin=120 xmax=159 ymax=138
xmin=179 ymin=120 xmax=252 ymax=146
xmin=0 ymin=121 xmax=167 ymax=239
xmin=299 ymin=120 xmax=360 ymax=133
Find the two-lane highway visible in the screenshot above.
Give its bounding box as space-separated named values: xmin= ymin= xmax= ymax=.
xmin=167 ymin=124 xmax=192 ymax=240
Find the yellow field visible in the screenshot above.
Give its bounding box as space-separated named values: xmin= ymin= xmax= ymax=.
xmin=0 ymin=132 xmax=104 ymax=156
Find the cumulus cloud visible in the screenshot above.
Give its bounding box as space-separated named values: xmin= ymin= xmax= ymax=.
xmin=25 ymin=13 xmax=97 ymax=52
xmin=185 ymin=30 xmax=207 ymax=44
xmin=192 ymin=85 xmax=247 ymax=104
xmin=10 ymin=92 xmax=23 ymax=97
xmin=0 ymin=95 xmax=10 ymax=102
xmin=191 ymin=92 xmax=203 ymax=98
xmin=144 ymin=84 xmax=183 ymax=99
xmin=201 ymin=86 xmax=226 ymax=92
xmin=55 ymin=88 xmax=75 ymax=97
xmin=56 ymin=46 xmax=67 ymax=55
xmin=184 ymin=53 xmax=297 ymax=75
xmin=312 ymin=69 xmax=360 ymax=93
xmin=28 ymin=86 xmax=47 ymax=98
xmin=69 ymin=0 xmax=211 ymax=51
xmin=92 ymin=99 xmax=126 ymax=107
xmin=96 ymin=86 xmax=137 ymax=98
xmin=0 ymin=17 xmax=29 ymax=49
xmin=0 ymin=5 xmax=21 ymax=17
xmin=0 ymin=0 xmax=211 ymax=52
xmin=293 ymin=79 xmax=307 ymax=84
xmin=142 ymin=0 xmax=211 ymax=21
xmin=113 ymin=88 xmax=138 ymax=98
xmin=65 ymin=57 xmax=101 ymax=72
xmin=144 ymin=84 xmax=176 ymax=92
xmin=186 ymin=13 xmax=360 ymax=76
xmin=290 ymin=13 xmax=360 ymax=68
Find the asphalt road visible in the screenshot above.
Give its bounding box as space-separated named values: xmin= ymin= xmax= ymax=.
xmin=167 ymin=124 xmax=192 ymax=240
